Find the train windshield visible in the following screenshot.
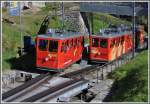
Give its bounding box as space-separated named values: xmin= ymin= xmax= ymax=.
xmin=100 ymin=39 xmax=107 ymax=48
xmin=38 ymin=39 xmax=48 ymax=51
xmin=92 ymin=38 xmax=99 ymax=47
xmin=49 ymin=40 xmax=58 ymax=52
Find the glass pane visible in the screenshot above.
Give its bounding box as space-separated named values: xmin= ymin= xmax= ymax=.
xmin=100 ymin=39 xmax=107 ymax=48
xmin=92 ymin=38 xmax=99 ymax=47
xmin=49 ymin=40 xmax=58 ymax=52
xmin=38 ymin=39 xmax=48 ymax=51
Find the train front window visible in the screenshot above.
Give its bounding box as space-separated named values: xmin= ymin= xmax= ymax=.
xmin=92 ymin=38 xmax=99 ymax=47
xmin=38 ymin=39 xmax=48 ymax=51
xmin=100 ymin=39 xmax=107 ymax=48
xmin=49 ymin=40 xmax=58 ymax=52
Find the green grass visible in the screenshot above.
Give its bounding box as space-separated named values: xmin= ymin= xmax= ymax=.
xmin=93 ymin=13 xmax=131 ymax=34
xmin=106 ymin=50 xmax=148 ymax=102
xmin=2 ymin=9 xmax=62 ymax=71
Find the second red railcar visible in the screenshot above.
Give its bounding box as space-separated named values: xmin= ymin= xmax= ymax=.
xmin=89 ymin=28 xmax=133 ymax=63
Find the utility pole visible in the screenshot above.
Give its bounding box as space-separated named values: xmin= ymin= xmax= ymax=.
xmin=90 ymin=13 xmax=94 ymax=35
xmin=61 ymin=2 xmax=64 ymax=32
xmin=19 ymin=2 xmax=23 ymax=55
xmin=132 ymin=2 xmax=135 ymax=58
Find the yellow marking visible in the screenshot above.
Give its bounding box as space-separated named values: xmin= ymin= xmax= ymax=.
xmin=118 ymin=44 xmax=122 ymax=57
xmin=91 ymin=48 xmax=98 ymax=54
xmin=74 ymin=48 xmax=77 ymax=56
xmin=112 ymin=47 xmax=116 ymax=60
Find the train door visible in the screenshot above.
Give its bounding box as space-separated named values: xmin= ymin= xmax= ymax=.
xmin=109 ymin=38 xmax=116 ymax=61
xmin=73 ymin=38 xmax=78 ymax=60
xmin=77 ymin=37 xmax=83 ymax=59
xmin=121 ymin=36 xmax=125 ymax=54
xmin=129 ymin=34 xmax=133 ymax=50
xmin=60 ymin=40 xmax=71 ymax=68
xmin=48 ymin=39 xmax=59 ymax=68
xmin=65 ymin=40 xmax=72 ymax=65
xmin=115 ymin=37 xmax=120 ymax=59
xmin=74 ymin=37 xmax=83 ymax=62
xmin=36 ymin=38 xmax=60 ymax=69
xmin=36 ymin=38 xmax=49 ymax=68
xmin=118 ymin=37 xmax=122 ymax=57
xmin=124 ymin=35 xmax=129 ymax=53
xmin=99 ymin=38 xmax=108 ymax=61
xmin=90 ymin=37 xmax=99 ymax=59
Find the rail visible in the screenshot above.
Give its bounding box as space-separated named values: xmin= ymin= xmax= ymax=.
xmin=2 ymin=73 xmax=53 ymax=102
xmin=2 ymin=73 xmax=49 ymax=100
xmin=22 ymin=78 xmax=87 ymax=102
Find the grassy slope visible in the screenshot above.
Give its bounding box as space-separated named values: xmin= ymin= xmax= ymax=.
xmin=2 ymin=9 xmax=45 ymax=70
xmin=2 ymin=7 xmax=130 ymax=71
xmin=106 ymin=50 xmax=148 ymax=102
xmin=93 ymin=13 xmax=131 ymax=33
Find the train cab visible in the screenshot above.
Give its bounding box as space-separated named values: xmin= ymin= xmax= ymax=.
xmin=135 ymin=25 xmax=144 ymax=49
xmin=36 ymin=32 xmax=84 ymax=72
xmin=89 ymin=27 xmax=133 ymax=63
xmin=89 ymin=35 xmax=109 ymax=63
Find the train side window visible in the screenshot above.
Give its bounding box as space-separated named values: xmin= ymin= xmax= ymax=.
xmin=81 ymin=38 xmax=84 ymax=46
xmin=74 ymin=38 xmax=77 ymax=48
xmin=77 ymin=38 xmax=79 ymax=46
xmin=110 ymin=40 xmax=115 ymax=48
xmin=76 ymin=38 xmax=78 ymax=46
xmin=115 ymin=39 xmax=119 ymax=46
xmin=69 ymin=40 xmax=72 ymax=48
xmin=49 ymin=40 xmax=58 ymax=52
xmin=121 ymin=37 xmax=124 ymax=44
xmin=61 ymin=42 xmax=65 ymax=52
xmin=38 ymin=39 xmax=48 ymax=51
xmin=71 ymin=39 xmax=73 ymax=48
xmin=65 ymin=40 xmax=69 ymax=51
xmin=100 ymin=39 xmax=107 ymax=48
xmin=92 ymin=38 xmax=99 ymax=47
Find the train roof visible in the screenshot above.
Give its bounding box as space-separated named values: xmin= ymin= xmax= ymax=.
xmin=92 ymin=31 xmax=132 ymax=38
xmin=37 ymin=32 xmax=86 ymax=40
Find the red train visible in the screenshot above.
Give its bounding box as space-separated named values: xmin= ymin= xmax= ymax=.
xmin=88 ymin=28 xmax=133 ymax=63
xmin=32 ymin=25 xmax=145 ymax=72
xmin=135 ymin=25 xmax=145 ymax=49
xmin=36 ymin=32 xmax=84 ymax=72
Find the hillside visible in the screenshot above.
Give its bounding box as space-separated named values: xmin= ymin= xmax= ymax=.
xmin=105 ymin=50 xmax=148 ymax=102
xmin=2 ymin=4 xmax=131 ymax=71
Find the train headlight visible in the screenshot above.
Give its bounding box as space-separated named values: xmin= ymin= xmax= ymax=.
xmin=45 ymin=57 xmax=49 ymax=61
xmin=98 ymin=52 xmax=101 ymax=55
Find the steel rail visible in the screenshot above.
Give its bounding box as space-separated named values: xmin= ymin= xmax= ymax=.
xmin=39 ymin=80 xmax=89 ymax=102
xmin=60 ymin=62 xmax=111 ymax=78
xmin=21 ymin=78 xmax=83 ymax=102
xmin=2 ymin=73 xmax=49 ymax=100
xmin=3 ymin=73 xmax=52 ymax=102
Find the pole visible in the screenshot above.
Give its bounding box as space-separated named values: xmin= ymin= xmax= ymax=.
xmin=90 ymin=13 xmax=94 ymax=34
xmin=132 ymin=2 xmax=135 ymax=58
xmin=61 ymin=2 xmax=64 ymax=32
xmin=19 ymin=2 xmax=23 ymax=54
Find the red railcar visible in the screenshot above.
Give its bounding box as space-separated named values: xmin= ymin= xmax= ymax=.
xmin=135 ymin=25 xmax=144 ymax=49
xmin=89 ymin=29 xmax=133 ymax=63
xmin=36 ymin=32 xmax=84 ymax=72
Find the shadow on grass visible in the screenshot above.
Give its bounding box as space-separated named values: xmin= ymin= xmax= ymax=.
xmin=103 ymin=66 xmax=148 ymax=102
xmin=6 ymin=52 xmax=49 ymax=74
